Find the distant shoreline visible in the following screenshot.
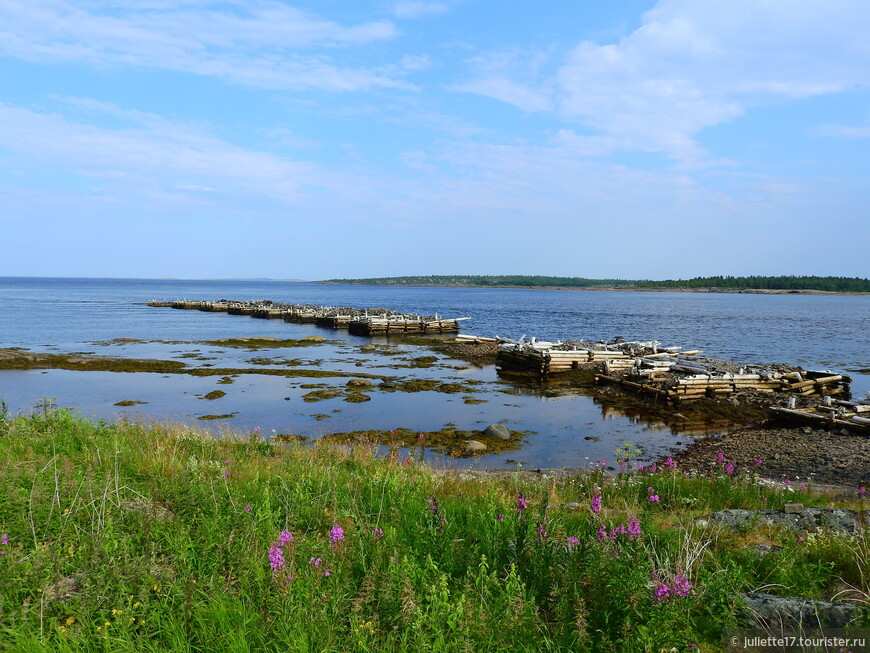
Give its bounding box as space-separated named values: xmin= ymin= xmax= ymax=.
xmin=315 ymin=281 xmax=868 ymax=295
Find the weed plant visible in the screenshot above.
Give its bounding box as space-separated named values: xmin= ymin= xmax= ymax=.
xmin=0 ymin=406 xmax=866 ymax=651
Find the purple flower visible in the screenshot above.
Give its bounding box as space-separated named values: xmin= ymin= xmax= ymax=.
xmin=648 ymin=464 xmax=657 ymax=473
xmin=269 ymin=544 xmax=285 ymax=571
xmin=309 ymin=557 xmax=322 ymax=568
xmin=647 ymin=487 xmax=655 ymax=494
xmin=755 ymin=458 xmax=763 ymax=467
xmin=627 ymin=518 xmax=642 ymax=540
xmin=665 ymin=457 xmax=677 ymax=469
xmin=653 ymin=583 xmax=670 ymax=603
xmin=244 ymin=503 xmax=252 ymax=513
xmin=716 ymin=451 xmax=725 ymax=464
xmin=724 ymin=462 xmax=734 ymax=475
xmin=322 ymin=569 xmax=331 ymax=577
xmin=860 ymin=487 xmax=866 ymax=496
xmin=223 ymin=471 xmax=231 ymax=479
xmin=496 ymin=513 xmax=504 ymax=522
xmin=535 ymin=521 xmax=548 ymax=540
xmin=598 ymin=460 xmax=606 ymax=467
xmin=1 ymin=533 xmax=7 ymax=546
xmin=253 ymin=426 xmax=261 ymax=434
xmin=428 ymin=498 xmax=440 ymax=515
xmin=648 ymin=495 xmax=660 ymax=503
xmin=279 ymin=530 xmax=293 ymax=546
xmin=224 ymin=459 xmax=232 ymax=464
xmin=329 ymin=525 xmax=344 ymax=544
xmin=516 ymin=494 xmax=527 ymax=514
xmin=590 ymin=495 xmax=602 ymax=514
xmin=672 ymin=573 xmax=692 ymax=598
xmin=567 ymin=536 xmax=579 ymax=545
xmin=373 ymin=528 xmax=384 ymax=539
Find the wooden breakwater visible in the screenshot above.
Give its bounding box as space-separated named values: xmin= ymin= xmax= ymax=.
xmin=495 ymin=337 xmax=853 ymax=407
xmin=771 ymin=399 xmax=870 ymax=434
xmin=146 ymin=299 xmax=468 ymax=336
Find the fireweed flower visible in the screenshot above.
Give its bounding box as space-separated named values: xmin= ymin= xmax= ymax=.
xmin=755 ymin=458 xmax=763 ymax=467
xmin=665 ymin=457 xmax=677 ymax=469
xmin=496 ymin=513 xmax=504 ymax=522
xmin=373 ymin=528 xmax=384 ymax=539
xmin=516 ymin=495 xmax=527 ymax=514
xmin=269 ymin=544 xmax=286 ymax=572
xmin=648 ymin=495 xmax=660 ymax=503
xmin=724 ymin=462 xmax=735 ymax=475
xmin=860 ymin=487 xmax=866 ymax=496
xmin=716 ymin=451 xmax=725 ymax=464
xmin=309 ymin=557 xmax=322 ymax=568
xmin=244 ymin=503 xmax=252 ymax=513
xmin=590 ymin=495 xmax=602 ymax=514
xmin=567 ymin=536 xmax=579 ymax=545
xmin=279 ymin=530 xmax=293 ymax=546
xmin=329 ymin=525 xmax=344 ymax=544
xmin=535 ymin=521 xmax=548 ymax=540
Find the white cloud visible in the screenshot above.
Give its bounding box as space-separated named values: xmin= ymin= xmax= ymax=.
xmin=0 ymin=0 xmax=403 ymax=91
xmin=816 ymin=122 xmax=870 ymax=139
xmin=456 ymin=0 xmax=870 ymax=163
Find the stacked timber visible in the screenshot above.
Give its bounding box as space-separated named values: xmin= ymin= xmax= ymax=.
xmin=496 ymin=339 xmax=685 ymax=375
xmin=348 ymin=315 xmax=468 ymax=336
xmin=771 ymin=399 xmax=870 ymax=434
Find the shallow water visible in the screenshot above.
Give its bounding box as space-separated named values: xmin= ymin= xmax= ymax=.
xmin=1 ymin=277 xmax=867 ymax=469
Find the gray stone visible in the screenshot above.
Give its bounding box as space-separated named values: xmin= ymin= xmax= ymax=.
xmin=708 ymin=508 xmax=868 ymax=533
xmin=300 ymin=335 xmax=327 ymax=342
xmin=783 ymin=503 xmax=804 ymax=514
xmin=346 ymin=378 xmax=373 ymax=388
xmin=483 ymin=424 xmax=511 ymax=440
xmin=464 ymin=440 xmax=487 ymax=453
xmin=360 ymin=344 xmax=377 ymax=352
xmin=739 ymin=592 xmax=861 ymax=628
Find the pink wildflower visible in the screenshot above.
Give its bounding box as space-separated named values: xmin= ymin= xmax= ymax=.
xmin=516 ymin=494 xmax=527 ymax=514
xmin=269 ymin=544 xmax=285 ymax=572
xmin=244 ymin=503 xmax=252 ymax=513
xmin=373 ymin=528 xmax=384 ymax=539
xmin=716 ymin=451 xmax=725 ymax=464
xmin=323 ymin=569 xmax=331 ymax=577
xmin=724 ymin=462 xmax=734 ymax=475
xmin=309 ymin=557 xmax=322 ymax=568
xmin=648 ymin=495 xmax=660 ymax=503
xmin=590 ymin=495 xmax=602 ymax=514
xmin=665 ymin=457 xmax=677 ymax=469
xmin=279 ymin=530 xmax=293 ymax=546
xmin=567 ymin=536 xmax=579 ymax=545
xmin=329 ymin=525 xmax=344 ymax=544
xmin=755 ymin=458 xmax=763 ymax=467
xmin=859 ymin=487 xmax=865 ymax=496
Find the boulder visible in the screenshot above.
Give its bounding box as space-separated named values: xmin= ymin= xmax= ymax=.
xmin=346 ymin=378 xmax=373 ymax=388
xmin=464 ymin=440 xmax=487 ymax=453
xmin=739 ymin=592 xmax=861 ymax=628
xmin=483 ymin=424 xmax=511 ymax=440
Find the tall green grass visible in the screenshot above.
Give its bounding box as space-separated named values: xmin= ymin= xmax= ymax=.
xmin=0 ymin=406 xmax=866 ymax=651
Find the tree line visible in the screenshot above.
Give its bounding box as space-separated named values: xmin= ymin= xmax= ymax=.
xmin=323 ymin=275 xmax=870 ymax=292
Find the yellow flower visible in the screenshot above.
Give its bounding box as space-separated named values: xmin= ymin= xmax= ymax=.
xmin=65 ymin=616 xmax=76 ymax=626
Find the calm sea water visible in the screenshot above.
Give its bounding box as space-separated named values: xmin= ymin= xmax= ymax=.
xmin=1 ymin=277 xmax=868 ymax=469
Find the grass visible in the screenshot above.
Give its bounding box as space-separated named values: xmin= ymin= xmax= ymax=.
xmin=0 ymin=405 xmax=867 ymax=652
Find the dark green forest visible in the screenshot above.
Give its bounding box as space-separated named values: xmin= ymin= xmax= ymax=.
xmin=323 ymin=275 xmax=870 ymax=292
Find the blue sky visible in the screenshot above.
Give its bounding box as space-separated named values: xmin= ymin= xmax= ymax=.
xmin=1 ymin=0 xmax=868 ymax=280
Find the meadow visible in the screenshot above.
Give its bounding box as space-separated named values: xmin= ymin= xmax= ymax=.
xmin=0 ymin=402 xmax=867 ymax=651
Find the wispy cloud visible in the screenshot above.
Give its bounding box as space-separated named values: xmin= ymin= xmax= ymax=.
xmin=0 ymin=0 xmax=404 ymax=91
xmin=455 ymin=0 xmax=870 ymax=163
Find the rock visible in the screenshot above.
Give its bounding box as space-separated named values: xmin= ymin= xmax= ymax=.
xmin=346 ymin=378 xmax=373 ymax=388
xmin=300 ymin=335 xmax=327 ymax=342
xmin=562 ymin=502 xmax=583 ymax=511
xmin=464 ymin=440 xmax=487 ymax=453
xmin=739 ymin=592 xmax=861 ymax=628
xmin=753 ymin=544 xmax=783 ymax=557
xmin=708 ymin=507 xmax=868 ymax=533
xmin=483 ymin=424 xmax=511 ymax=440
xmin=584 ymin=436 xmax=600 ymax=442
xmin=783 ymin=503 xmax=804 ymax=514
xmin=360 ymin=344 xmax=377 ymax=352
xmin=344 ymin=393 xmax=371 ymax=403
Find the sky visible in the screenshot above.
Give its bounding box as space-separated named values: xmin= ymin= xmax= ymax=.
xmin=1 ymin=0 xmax=868 ymax=281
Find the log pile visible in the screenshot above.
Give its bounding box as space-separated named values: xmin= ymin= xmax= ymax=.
xmin=147 ymin=299 xmax=468 ymax=337
xmin=496 ymin=339 xmax=687 ymax=375
xmin=771 ymin=399 xmax=870 ymax=434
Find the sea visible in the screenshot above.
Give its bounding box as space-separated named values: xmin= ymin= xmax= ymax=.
xmin=1 ymin=277 xmax=868 ymax=470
